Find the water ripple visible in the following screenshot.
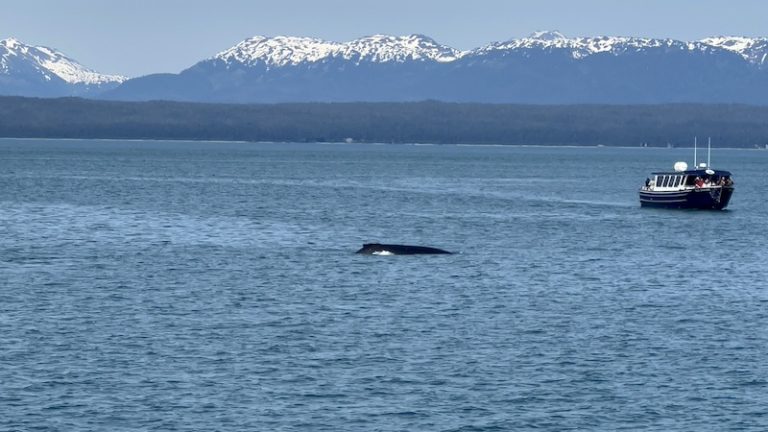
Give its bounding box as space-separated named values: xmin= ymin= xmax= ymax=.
xmin=1 ymin=140 xmax=768 ymax=431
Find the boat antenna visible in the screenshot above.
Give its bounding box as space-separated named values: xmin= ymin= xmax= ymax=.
xmin=707 ymin=137 xmax=711 ymax=168
xmin=694 ymin=136 xmax=697 ymax=167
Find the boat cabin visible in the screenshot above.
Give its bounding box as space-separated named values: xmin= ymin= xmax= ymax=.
xmin=644 ymin=167 xmax=733 ymax=192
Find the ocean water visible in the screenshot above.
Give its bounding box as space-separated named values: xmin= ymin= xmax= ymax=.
xmin=1 ymin=139 xmax=767 ymax=431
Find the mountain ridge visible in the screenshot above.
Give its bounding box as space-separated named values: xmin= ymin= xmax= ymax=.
xmin=3 ymin=32 xmax=768 ymax=103
xmin=205 ymin=31 xmax=768 ymax=67
xmin=214 ymin=34 xmax=463 ymax=67
xmin=1 ymin=38 xmax=125 ymax=97
xmin=103 ymin=31 xmax=768 ymax=104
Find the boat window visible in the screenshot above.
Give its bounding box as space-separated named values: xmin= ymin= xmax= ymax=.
xmin=685 ymin=176 xmax=695 ymax=186
xmin=663 ymin=176 xmax=671 ymax=187
xmin=660 ymin=176 xmax=666 ymax=187
xmin=674 ymin=176 xmax=681 ymax=187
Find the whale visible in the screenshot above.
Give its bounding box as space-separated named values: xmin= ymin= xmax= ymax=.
xmin=355 ymin=243 xmax=453 ymax=255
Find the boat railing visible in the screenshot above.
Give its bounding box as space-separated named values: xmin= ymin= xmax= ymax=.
xmin=642 ymin=176 xmax=733 ymax=191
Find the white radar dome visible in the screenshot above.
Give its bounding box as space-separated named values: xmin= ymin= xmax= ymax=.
xmin=673 ymin=161 xmax=688 ymax=172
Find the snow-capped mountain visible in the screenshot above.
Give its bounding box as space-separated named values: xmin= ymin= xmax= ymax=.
xmin=470 ymin=31 xmax=723 ymax=60
xmin=98 ymin=31 xmax=768 ymax=104
xmin=0 ymin=37 xmax=125 ymax=97
xmin=701 ymin=36 xmax=768 ymax=67
xmin=209 ymin=32 xmax=768 ymax=68
xmin=214 ymin=34 xmax=462 ymax=68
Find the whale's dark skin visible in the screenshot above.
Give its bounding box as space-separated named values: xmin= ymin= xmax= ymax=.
xmin=356 ymin=243 xmax=453 ymax=255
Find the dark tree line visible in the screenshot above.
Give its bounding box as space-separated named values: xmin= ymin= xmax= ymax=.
xmin=1 ymin=96 xmax=768 ymax=147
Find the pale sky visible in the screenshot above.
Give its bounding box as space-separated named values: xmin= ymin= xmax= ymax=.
xmin=2 ymin=0 xmax=767 ymax=78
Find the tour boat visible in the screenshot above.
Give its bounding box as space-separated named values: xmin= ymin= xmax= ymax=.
xmin=639 ymin=139 xmax=734 ymax=210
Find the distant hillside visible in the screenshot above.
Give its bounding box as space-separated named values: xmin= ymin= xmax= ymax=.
xmin=2 ymin=96 xmax=768 ymax=147
xmin=103 ymin=31 xmax=768 ymax=104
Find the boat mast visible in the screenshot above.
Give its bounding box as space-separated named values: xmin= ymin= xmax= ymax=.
xmin=694 ymin=136 xmax=698 ymax=167
xmin=707 ymin=137 xmax=711 ymax=168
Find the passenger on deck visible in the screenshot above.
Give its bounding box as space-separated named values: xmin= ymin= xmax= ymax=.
xmin=695 ymin=177 xmax=704 ymax=188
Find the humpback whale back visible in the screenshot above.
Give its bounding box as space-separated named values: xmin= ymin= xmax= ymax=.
xmin=356 ymin=243 xmax=452 ymax=255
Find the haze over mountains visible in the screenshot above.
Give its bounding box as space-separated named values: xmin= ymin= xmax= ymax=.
xmin=3 ymin=32 xmax=768 ymax=104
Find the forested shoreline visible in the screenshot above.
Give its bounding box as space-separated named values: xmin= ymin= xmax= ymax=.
xmin=1 ymin=96 xmax=768 ymax=147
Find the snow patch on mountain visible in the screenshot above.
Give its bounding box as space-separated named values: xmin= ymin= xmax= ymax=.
xmin=1 ymin=37 xmax=126 ymax=85
xmin=214 ymin=34 xmax=462 ymax=67
xmin=701 ymin=36 xmax=768 ymax=66
xmin=216 ymin=36 xmax=336 ymax=67
xmin=342 ymin=34 xmax=462 ymax=63
xmin=471 ymin=31 xmax=716 ymax=60
xmin=528 ymin=30 xmax=567 ymax=41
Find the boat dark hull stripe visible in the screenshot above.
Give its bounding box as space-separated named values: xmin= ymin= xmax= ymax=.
xmin=639 ymin=188 xmax=734 ymax=210
xmin=640 ymin=198 xmax=688 ymax=203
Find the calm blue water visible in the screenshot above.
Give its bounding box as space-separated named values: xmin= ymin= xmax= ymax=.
xmin=2 ymin=139 xmax=767 ymax=431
